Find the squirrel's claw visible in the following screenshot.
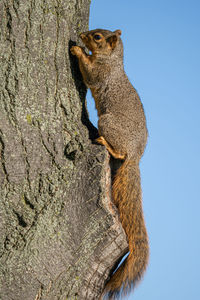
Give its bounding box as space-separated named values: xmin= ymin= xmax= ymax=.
xmin=70 ymin=46 xmax=83 ymax=57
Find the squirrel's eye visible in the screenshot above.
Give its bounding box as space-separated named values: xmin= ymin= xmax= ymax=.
xmin=94 ymin=34 xmax=102 ymax=41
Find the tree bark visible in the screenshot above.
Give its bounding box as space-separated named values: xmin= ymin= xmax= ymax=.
xmin=0 ymin=1 xmax=127 ymax=299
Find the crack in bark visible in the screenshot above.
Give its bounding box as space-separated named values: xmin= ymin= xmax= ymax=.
xmin=2 ymin=4 xmax=19 ymax=127
xmin=3 ymin=198 xmax=51 ymax=256
xmin=54 ymin=0 xmax=61 ymax=113
xmin=12 ymin=0 xmax=20 ymax=21
xmin=40 ymin=2 xmax=50 ymax=104
xmin=19 ymin=132 xmax=32 ymax=188
xmin=23 ymin=193 xmax=35 ymax=210
xmin=0 ymin=131 xmax=9 ymax=183
xmin=37 ymin=122 xmax=62 ymax=170
xmin=13 ymin=209 xmax=28 ymax=228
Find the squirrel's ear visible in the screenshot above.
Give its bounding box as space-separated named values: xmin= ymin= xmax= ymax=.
xmin=107 ymin=31 xmax=121 ymax=50
xmin=113 ymin=29 xmax=122 ymax=36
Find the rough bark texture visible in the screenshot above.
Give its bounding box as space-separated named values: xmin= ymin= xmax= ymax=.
xmin=0 ymin=1 xmax=127 ymax=299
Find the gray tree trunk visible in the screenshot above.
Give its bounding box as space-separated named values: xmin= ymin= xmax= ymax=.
xmin=0 ymin=1 xmax=127 ymax=299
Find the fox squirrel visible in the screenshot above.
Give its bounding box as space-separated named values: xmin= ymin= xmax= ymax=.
xmin=71 ymin=29 xmax=149 ymax=299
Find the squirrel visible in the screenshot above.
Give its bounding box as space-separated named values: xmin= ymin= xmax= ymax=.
xmin=71 ymin=29 xmax=149 ymax=299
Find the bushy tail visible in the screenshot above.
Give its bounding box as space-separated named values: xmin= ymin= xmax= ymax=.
xmin=104 ymin=159 xmax=149 ymax=299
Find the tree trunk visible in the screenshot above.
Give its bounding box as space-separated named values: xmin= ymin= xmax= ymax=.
xmin=0 ymin=1 xmax=127 ymax=299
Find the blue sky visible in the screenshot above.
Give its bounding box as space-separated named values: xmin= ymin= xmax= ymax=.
xmin=87 ymin=1 xmax=200 ymax=299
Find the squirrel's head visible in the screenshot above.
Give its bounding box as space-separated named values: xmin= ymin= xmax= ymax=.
xmin=79 ymin=29 xmax=122 ymax=57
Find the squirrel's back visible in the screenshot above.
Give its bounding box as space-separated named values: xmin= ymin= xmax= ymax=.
xmin=82 ymin=32 xmax=148 ymax=158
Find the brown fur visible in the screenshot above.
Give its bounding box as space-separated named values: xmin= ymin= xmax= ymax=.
xmin=105 ymin=160 xmax=149 ymax=298
xmin=71 ymin=29 xmax=149 ymax=299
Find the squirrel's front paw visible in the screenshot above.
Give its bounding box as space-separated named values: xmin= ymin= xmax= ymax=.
xmin=70 ymin=46 xmax=83 ymax=57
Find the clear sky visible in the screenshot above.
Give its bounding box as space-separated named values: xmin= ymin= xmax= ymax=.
xmin=87 ymin=1 xmax=200 ymax=300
